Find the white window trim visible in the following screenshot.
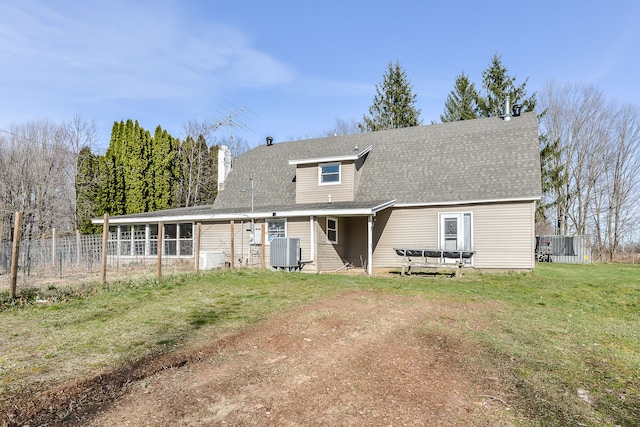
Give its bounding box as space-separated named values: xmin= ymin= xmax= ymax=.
xmin=318 ymin=162 xmax=341 ymax=185
xmin=265 ymin=218 xmax=287 ymax=244
xmin=326 ymin=216 xmax=338 ymax=244
xmin=438 ymin=212 xmax=473 ymax=264
xmin=162 ymin=222 xmax=194 ymax=257
xmin=107 ymin=222 xmax=194 ymax=258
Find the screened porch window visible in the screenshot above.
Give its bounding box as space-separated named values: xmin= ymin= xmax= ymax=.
xmin=107 ymin=223 xmax=193 ymax=257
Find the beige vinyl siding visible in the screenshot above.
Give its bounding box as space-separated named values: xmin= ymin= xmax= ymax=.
xmin=344 ymin=216 xmax=368 ymax=267
xmin=472 ymin=202 xmax=535 ymax=269
xmin=372 ymin=201 xmax=535 ymax=270
xmin=200 ymin=221 xmax=266 ymax=268
xmin=286 ymin=217 xmax=313 ymax=264
xmin=316 ymin=216 xmax=346 ymax=271
xmin=296 ymin=162 xmax=355 ymax=204
xmin=200 ymin=222 xmax=233 ymax=254
xmin=372 ymin=207 xmax=438 ymax=267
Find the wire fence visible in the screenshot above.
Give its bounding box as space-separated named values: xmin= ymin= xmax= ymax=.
xmin=0 ymin=233 xmax=194 ymax=292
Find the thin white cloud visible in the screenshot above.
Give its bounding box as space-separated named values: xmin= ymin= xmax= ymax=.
xmin=0 ymin=0 xmax=294 ymax=106
xmin=289 ymin=77 xmax=372 ymax=98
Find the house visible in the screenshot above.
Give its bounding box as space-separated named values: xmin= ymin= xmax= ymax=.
xmin=94 ymin=112 xmax=542 ymax=274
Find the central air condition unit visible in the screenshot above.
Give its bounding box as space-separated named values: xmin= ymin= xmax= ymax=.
xmin=199 ymin=251 xmax=226 ymax=270
xmin=270 ymin=237 xmax=300 ymax=271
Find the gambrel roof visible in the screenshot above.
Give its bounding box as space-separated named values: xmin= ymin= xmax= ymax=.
xmin=214 ymin=112 xmax=541 ymax=212
xmin=97 ymin=113 xmax=541 ymax=224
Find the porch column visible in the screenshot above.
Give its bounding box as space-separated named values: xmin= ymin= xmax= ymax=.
xmin=309 ymin=216 xmax=315 ymax=263
xmin=367 ymin=215 xmax=373 ymax=276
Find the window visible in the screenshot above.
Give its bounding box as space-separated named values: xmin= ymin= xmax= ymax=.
xmin=132 ymin=224 xmax=146 ymax=256
xmin=106 ymin=223 xmax=194 ymax=257
xmin=439 ymin=213 xmax=473 ymax=263
xmin=149 ymin=224 xmax=159 ymax=255
xmin=179 ymin=223 xmax=193 ymax=255
xmin=266 ymin=219 xmax=286 ymax=243
xmin=319 ymin=162 xmax=340 ymax=184
xmin=326 ymin=217 xmax=338 ymax=244
xmin=120 ymin=225 xmax=132 ymax=256
xmin=163 ymin=223 xmax=193 ymax=256
xmin=164 ymin=223 xmax=178 ymax=255
xmin=108 ymin=226 xmax=118 ymax=255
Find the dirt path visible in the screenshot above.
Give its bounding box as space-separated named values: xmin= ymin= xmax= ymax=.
xmin=6 ymin=290 xmax=518 ymax=426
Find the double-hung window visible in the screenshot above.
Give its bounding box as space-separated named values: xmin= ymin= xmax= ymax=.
xmin=326 ymin=217 xmax=338 ymax=244
xmin=319 ymin=162 xmax=340 ymax=184
xmin=266 ymin=219 xmax=286 ymax=243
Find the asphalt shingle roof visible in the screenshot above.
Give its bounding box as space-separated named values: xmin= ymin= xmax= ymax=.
xmin=214 ymin=112 xmax=541 ymax=212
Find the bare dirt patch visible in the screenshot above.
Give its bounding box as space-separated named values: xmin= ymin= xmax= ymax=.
xmin=3 ymin=290 xmax=517 ymax=426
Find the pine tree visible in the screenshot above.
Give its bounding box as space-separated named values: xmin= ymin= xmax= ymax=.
xmin=440 ymin=71 xmax=479 ymax=122
xmin=360 ymin=61 xmax=422 ymax=132
xmin=537 ymin=127 xmax=565 ymax=226
xmin=477 ymin=54 xmax=536 ymax=117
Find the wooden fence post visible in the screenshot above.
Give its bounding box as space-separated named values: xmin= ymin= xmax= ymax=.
xmin=9 ymin=212 xmax=22 ymax=299
xmin=101 ymin=214 xmax=109 ymax=284
xmin=157 ymin=221 xmax=163 ymax=279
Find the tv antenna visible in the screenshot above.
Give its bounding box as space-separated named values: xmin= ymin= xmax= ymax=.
xmin=209 ymin=103 xmax=255 ymax=158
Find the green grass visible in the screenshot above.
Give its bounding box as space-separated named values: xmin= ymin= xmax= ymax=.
xmin=1 ymin=264 xmax=638 ymax=425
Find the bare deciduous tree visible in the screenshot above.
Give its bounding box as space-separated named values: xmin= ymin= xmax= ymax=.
xmin=180 ymin=120 xmax=217 ymax=207
xmin=0 ymin=117 xmax=97 ymax=240
xmin=539 ymin=82 xmax=640 ymax=260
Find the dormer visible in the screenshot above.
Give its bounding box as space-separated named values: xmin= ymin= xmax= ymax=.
xmin=289 ymin=145 xmax=372 ymax=204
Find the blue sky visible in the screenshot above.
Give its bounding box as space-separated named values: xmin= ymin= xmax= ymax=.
xmin=1 ymin=0 xmax=639 ymax=151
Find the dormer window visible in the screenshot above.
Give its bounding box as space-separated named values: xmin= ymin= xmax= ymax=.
xmin=319 ymin=162 xmax=340 ymax=185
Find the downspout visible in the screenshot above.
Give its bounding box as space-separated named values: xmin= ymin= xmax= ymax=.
xmin=367 ymin=215 xmax=373 ymax=276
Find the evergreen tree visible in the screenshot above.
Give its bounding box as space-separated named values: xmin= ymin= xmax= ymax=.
xmin=97 ymin=121 xmax=126 ymax=216
xmin=537 ymin=125 xmax=565 ymax=227
xmin=151 ymin=126 xmax=178 ymax=211
xmin=78 ymin=119 xmax=212 ymax=222
xmin=75 ymin=146 xmax=100 ymax=233
xmin=440 ymin=71 xmax=479 ymax=122
xmin=124 ymin=120 xmax=153 ymax=214
xmin=360 ymin=61 xmax=422 ymax=132
xmin=476 ymin=54 xmax=536 ymax=117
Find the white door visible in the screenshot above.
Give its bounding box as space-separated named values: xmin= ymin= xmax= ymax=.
xmin=439 ymin=213 xmax=472 ymax=264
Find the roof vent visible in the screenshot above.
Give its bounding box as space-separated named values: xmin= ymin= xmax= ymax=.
xmin=503 ymin=98 xmax=511 ymax=121
xmin=266 ymin=136 xmax=273 ymax=146
xmin=512 ymin=104 xmax=522 ymax=117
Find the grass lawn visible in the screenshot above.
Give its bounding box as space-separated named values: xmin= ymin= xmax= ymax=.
xmin=1 ymin=263 xmax=638 ymax=425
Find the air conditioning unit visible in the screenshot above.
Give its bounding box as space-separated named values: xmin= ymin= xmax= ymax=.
xmin=199 ymin=251 xmax=226 ymax=270
xmin=270 ymin=237 xmax=300 ymax=271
